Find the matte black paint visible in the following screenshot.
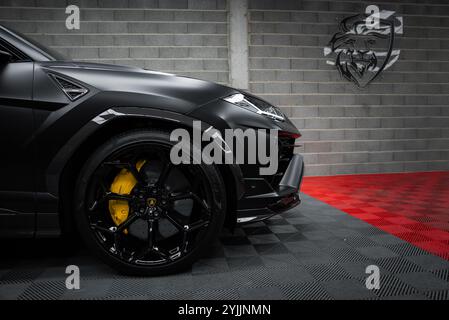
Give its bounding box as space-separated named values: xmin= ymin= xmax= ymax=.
xmin=0 ymin=25 xmax=303 ymax=237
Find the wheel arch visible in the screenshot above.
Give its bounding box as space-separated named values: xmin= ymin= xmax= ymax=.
xmin=56 ymin=109 xmax=243 ymax=235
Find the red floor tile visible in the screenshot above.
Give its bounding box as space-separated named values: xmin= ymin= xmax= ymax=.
xmin=302 ymin=171 xmax=449 ymax=261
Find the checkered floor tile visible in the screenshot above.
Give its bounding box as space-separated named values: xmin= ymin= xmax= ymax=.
xmin=302 ymin=172 xmax=449 ymax=261
xmin=0 ymin=194 xmax=448 ymax=300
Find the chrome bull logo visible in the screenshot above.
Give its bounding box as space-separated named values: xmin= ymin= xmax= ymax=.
xmin=324 ymin=6 xmax=403 ymax=88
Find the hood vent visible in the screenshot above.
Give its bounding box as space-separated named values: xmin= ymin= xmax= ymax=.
xmin=49 ymin=74 xmax=88 ymax=101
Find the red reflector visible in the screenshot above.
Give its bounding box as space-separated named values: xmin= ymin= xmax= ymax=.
xmin=279 ymin=131 xmax=301 ymax=139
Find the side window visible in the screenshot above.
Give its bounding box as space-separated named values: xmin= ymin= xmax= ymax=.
xmin=0 ymin=39 xmax=29 ymax=62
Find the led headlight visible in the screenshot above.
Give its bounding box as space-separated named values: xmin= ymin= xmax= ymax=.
xmin=223 ymin=93 xmax=285 ymax=121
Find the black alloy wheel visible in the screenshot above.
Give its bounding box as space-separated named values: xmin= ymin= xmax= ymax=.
xmin=74 ymin=130 xmax=226 ymax=275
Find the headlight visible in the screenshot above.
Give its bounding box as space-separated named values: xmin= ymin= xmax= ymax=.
xmin=223 ymin=93 xmax=285 ymax=121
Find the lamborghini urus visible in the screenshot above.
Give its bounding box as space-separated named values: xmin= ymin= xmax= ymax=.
xmin=0 ymin=25 xmax=304 ymax=275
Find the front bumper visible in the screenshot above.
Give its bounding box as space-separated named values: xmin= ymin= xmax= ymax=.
xmin=236 ymin=154 xmax=304 ymax=224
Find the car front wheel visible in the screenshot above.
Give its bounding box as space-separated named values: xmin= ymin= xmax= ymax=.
xmin=73 ymin=129 xmax=226 ymax=275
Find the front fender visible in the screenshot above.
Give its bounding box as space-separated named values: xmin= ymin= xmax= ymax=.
xmin=46 ymin=106 xmax=244 ymax=201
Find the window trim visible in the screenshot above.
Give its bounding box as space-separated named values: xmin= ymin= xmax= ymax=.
xmin=0 ymin=38 xmax=32 ymax=63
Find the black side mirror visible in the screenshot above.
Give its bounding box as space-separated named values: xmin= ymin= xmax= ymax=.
xmin=0 ymin=50 xmax=13 ymax=64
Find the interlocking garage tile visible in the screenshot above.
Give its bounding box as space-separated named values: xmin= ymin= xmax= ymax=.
xmin=59 ymin=279 xmax=113 ymax=300
xmin=2 ymin=194 xmax=449 ymax=300
xmin=338 ymin=260 xmax=378 ymax=280
xmin=284 ymin=216 xmax=314 ymax=225
xmin=227 ymin=256 xmax=264 ymax=271
xmin=278 ymin=282 xmax=332 ymax=300
xmin=303 ymin=230 xmax=334 ymax=241
xmin=264 ymin=218 xmax=290 ymax=226
xmin=140 ymin=274 xmax=193 ymax=292
xmin=241 ymin=221 xmax=266 ymax=228
xmin=0 ymin=268 xmax=45 ymax=284
xmin=380 ymin=293 xmax=429 ymax=300
xmin=313 ymin=238 xmax=352 ymax=250
xmin=424 ymin=290 xmax=449 ymax=300
xmin=344 ymin=236 xmax=378 ymax=248
xmin=372 ymin=274 xmax=419 ymax=298
xmin=368 ymin=234 xmax=405 ymax=246
xmin=397 ymin=272 xmax=449 ymax=291
xmin=292 ymin=223 xmax=320 ymax=232
xmin=283 ymin=240 xmax=321 ymax=254
xmin=265 ymin=265 xmax=314 ymax=284
xmin=223 ymin=245 xmax=258 ymax=258
xmin=36 ymin=267 xmax=69 ymax=281
xmin=253 ymin=243 xmax=290 ymax=255
xmin=267 ymin=224 xmax=298 ymax=234
xmin=242 ymin=226 xmax=272 ymax=235
xmin=0 ymin=283 xmax=30 ymax=300
xmin=405 ymin=254 xmax=449 ymax=271
xmin=304 ymin=263 xmax=353 ymax=282
xmin=68 ymin=264 xmax=121 ymax=281
xmin=191 ymin=258 xmax=230 ymax=275
xmin=191 ymin=273 xmax=237 ymax=291
xmin=275 ymin=232 xmax=308 ymax=242
xmin=353 ymin=225 xmax=386 ymax=235
xmin=231 ymin=269 xmax=276 ymax=289
xmin=247 ymin=234 xmax=281 ymax=244
xmin=356 ymin=246 xmax=400 ymax=259
xmin=294 ymin=251 xmax=336 ymax=266
xmin=328 ymin=228 xmax=364 ymax=238
xmin=325 ymin=247 xmax=370 ymax=263
xmin=191 ymin=288 xmax=239 ymax=300
xmin=386 ymin=243 xmax=429 ymax=258
xmin=307 ymin=216 xmax=338 ymax=224
xmin=373 ymin=257 xmax=424 ymax=275
xmin=145 ymin=290 xmax=193 ymax=300
xmin=105 ymin=278 xmax=152 ymax=298
xmin=322 ymin=279 xmax=378 ymax=300
xmin=237 ymin=285 xmax=284 ymax=300
xmin=260 ymin=253 xmax=302 ymax=268
xmin=220 ymin=235 xmax=251 ymax=246
xmin=431 ymin=269 xmax=449 ymax=282
xmin=302 ymin=173 xmax=449 ymax=261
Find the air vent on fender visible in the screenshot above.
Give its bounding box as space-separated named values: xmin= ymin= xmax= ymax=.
xmin=49 ymin=74 xmax=88 ymax=101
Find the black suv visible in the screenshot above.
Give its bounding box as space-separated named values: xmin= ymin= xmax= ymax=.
xmin=0 ymin=25 xmax=304 ymax=275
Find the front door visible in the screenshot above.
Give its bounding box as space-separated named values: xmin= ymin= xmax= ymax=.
xmin=0 ymin=39 xmax=35 ymax=237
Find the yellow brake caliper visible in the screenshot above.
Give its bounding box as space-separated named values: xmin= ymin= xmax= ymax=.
xmin=108 ymin=160 xmax=146 ymax=228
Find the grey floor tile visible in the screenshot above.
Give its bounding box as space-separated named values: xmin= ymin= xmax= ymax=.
xmin=357 ymin=246 xmax=400 ymax=259
xmin=268 ymin=224 xmax=298 ymax=233
xmin=278 ymin=282 xmax=332 ymax=300
xmin=192 ymin=258 xmax=230 ymax=275
xmin=223 ymin=245 xmax=258 ymax=258
xmin=2 ymin=195 xmax=448 ymax=300
xmin=247 ymin=234 xmax=280 ymax=244
xmin=397 ymin=272 xmax=449 ymax=291
xmin=237 ymin=286 xmax=284 ymax=300
xmin=322 ymin=279 xmax=378 ymax=300
xmin=405 ymin=254 xmax=449 ymax=271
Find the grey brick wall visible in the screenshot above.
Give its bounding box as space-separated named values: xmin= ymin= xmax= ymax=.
xmin=0 ymin=0 xmax=229 ymax=84
xmin=1 ymin=0 xmax=448 ymax=176
xmin=248 ymin=0 xmax=449 ymax=175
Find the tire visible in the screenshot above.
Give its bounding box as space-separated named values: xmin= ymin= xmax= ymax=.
xmin=73 ymin=129 xmax=226 ymax=276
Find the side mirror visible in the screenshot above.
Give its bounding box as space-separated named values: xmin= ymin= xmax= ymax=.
xmin=0 ymin=50 xmax=13 ymax=64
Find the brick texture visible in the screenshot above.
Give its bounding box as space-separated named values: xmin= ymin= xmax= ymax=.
xmin=0 ymin=0 xmax=229 ymax=83
xmin=248 ymin=0 xmax=449 ymax=175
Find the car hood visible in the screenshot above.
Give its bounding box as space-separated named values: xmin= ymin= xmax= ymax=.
xmin=39 ymin=61 xmax=237 ymax=108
